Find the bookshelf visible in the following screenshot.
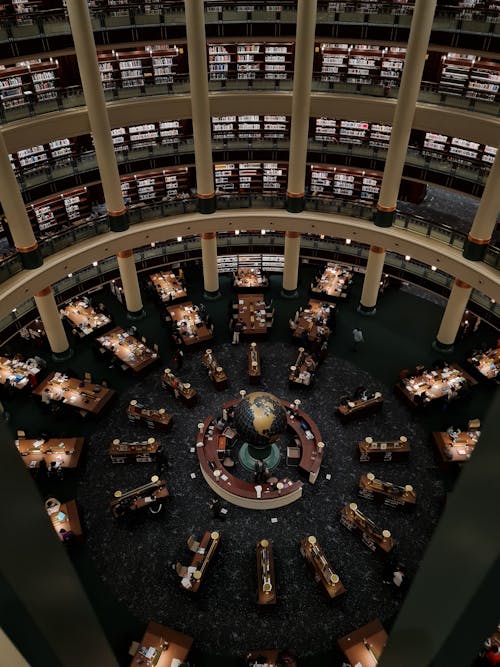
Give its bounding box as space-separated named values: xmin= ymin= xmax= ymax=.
xmin=218 ymin=254 xmax=284 ymax=274
xmin=212 ymin=115 xmax=289 ymax=141
xmin=214 ymin=163 xmax=238 ymax=193
xmin=212 ymin=116 xmax=237 ymax=140
xmin=120 ymin=168 xmax=191 ymax=205
xmin=0 ymin=58 xmax=60 ymax=113
xmin=263 ymin=115 xmax=289 ymax=139
xmin=346 ymin=46 xmax=382 ymax=85
xmin=97 ymin=45 xmax=185 ymax=91
xmin=264 ymin=43 xmax=293 ymax=80
xmin=262 ymin=162 xmax=287 ymax=194
xmin=129 ymin=123 xmax=160 ymax=149
xmin=238 ymin=115 xmax=262 ymax=140
xmin=438 ymin=53 xmax=475 ymax=97
xmin=239 ymin=162 xmax=262 ymax=193
xmin=237 ymin=43 xmax=263 ymax=80
xmin=318 ymin=43 xmax=349 ymax=83
xmin=309 ymin=165 xmax=382 ymax=203
xmin=208 ymin=44 xmax=233 ymax=81
xmin=317 ymin=43 xmax=406 ymax=88
xmin=208 ymin=42 xmax=294 ymax=81
xmin=339 ymin=119 xmax=369 ymax=145
xmin=27 ymin=187 xmax=90 ymax=235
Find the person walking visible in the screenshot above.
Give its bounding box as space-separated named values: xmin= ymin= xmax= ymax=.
xmin=232 ymin=319 xmax=243 ymax=345
xmin=352 ymin=327 xmax=364 ymax=351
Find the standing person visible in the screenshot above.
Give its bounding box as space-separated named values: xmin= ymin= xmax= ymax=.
xmin=173 ymin=349 xmax=184 ymax=369
xmin=232 ymin=319 xmax=243 ymax=345
xmin=352 ymin=327 xmax=364 ymax=351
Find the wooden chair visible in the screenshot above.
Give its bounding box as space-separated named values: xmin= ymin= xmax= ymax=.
xmin=286 ymin=446 xmax=301 ymax=466
xmin=186 ymin=535 xmax=200 ymax=553
xmin=16 ymin=430 xmax=26 ymax=438
xmin=176 ymin=562 xmax=188 ymax=577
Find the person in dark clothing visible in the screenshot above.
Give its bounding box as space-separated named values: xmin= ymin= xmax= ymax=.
xmin=173 ymin=349 xmax=184 ymax=369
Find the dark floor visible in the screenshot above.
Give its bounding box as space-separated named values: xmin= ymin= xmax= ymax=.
xmin=1 ymin=262 xmax=498 ymax=667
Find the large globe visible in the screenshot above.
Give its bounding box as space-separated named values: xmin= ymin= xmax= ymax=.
xmin=234 ymin=391 xmax=287 ymax=450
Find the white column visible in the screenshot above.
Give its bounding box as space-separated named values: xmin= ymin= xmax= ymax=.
xmin=116 ymin=250 xmax=144 ymax=317
xmin=359 ymin=246 xmax=386 ymax=314
xmin=434 ymin=278 xmax=472 ymax=350
xmin=34 ymin=287 xmax=71 ymax=358
xmin=201 ymin=232 xmax=220 ymax=297
xmin=282 ymin=232 xmax=301 ymax=296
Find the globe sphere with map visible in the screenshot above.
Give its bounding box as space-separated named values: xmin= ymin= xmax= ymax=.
xmin=234 ymin=391 xmax=287 ymax=450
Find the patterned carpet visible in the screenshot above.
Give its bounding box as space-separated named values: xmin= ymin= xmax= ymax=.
xmin=76 ymin=339 xmax=445 ymax=661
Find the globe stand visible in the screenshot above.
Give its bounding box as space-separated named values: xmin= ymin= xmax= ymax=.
xmin=238 ymin=442 xmax=281 ymax=473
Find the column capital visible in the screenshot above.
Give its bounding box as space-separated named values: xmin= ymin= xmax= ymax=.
xmin=285 ymin=231 xmax=301 ymax=239
xmin=16 ymin=242 xmax=43 ymax=270
xmin=201 ymin=232 xmax=216 ymax=240
xmin=454 ymin=278 xmax=471 ymax=289
xmin=108 ymin=207 xmax=129 ymax=232
xmin=117 ymin=249 xmax=133 ymax=259
xmin=197 ymin=193 xmax=217 ymax=215
xmin=374 ymin=205 xmax=396 ymax=228
xmin=370 ymin=245 xmax=386 ymax=254
xmin=34 ymin=286 xmax=52 ymax=298
xmin=463 ymin=233 xmax=490 ymax=262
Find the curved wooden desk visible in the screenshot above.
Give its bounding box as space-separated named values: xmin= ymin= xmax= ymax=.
xmin=196 ymin=397 xmax=325 ymax=509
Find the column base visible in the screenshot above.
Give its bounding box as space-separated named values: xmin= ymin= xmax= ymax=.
xmin=19 ymin=248 xmax=43 ymax=270
xmin=109 ymin=210 xmax=129 ymax=232
xmin=203 ymin=289 xmax=222 ymax=301
xmin=281 ymin=288 xmax=299 ymax=299
xmin=374 ymin=209 xmax=395 ymax=228
xmin=432 ymin=339 xmax=454 ymax=353
xmin=52 ymin=347 xmax=74 ymax=362
xmin=198 ymin=196 xmax=217 ymax=214
xmin=285 ymin=195 xmax=305 ymax=213
xmin=126 ymin=308 xmax=146 ymax=321
xmin=463 ymin=238 xmax=488 ymax=262
xmin=357 ymin=303 xmax=377 ymax=316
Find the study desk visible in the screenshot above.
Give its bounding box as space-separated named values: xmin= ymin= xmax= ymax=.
xmin=33 ymin=373 xmax=116 ymax=416
xmin=358 ymin=436 xmax=411 ymax=462
xmin=0 ymin=356 xmax=40 ymax=389
xmin=293 ymin=300 xmax=333 ymax=343
xmin=340 ymin=503 xmax=395 ymax=554
xmin=97 ymin=327 xmax=158 ymax=373
xmin=248 ymin=343 xmax=261 ymax=384
xmin=130 ymin=620 xmax=193 ymax=667
xmin=256 ymin=539 xmax=276 ymax=605
xmin=468 ymin=347 xmax=500 ymax=380
xmin=168 ymin=302 xmax=213 ymax=346
xmin=61 ymin=301 xmax=111 ymax=337
xmin=299 ymin=535 xmax=345 ymax=599
xmin=16 ymin=437 xmax=84 ymax=469
xmin=358 ymin=474 xmax=416 ymax=509
xmin=336 ymin=394 xmax=383 ymax=423
xmin=234 ymin=268 xmax=268 ymax=291
xmin=432 ymin=430 xmax=479 ymax=464
xmin=111 ymin=477 xmax=168 ymax=518
xmin=109 ymin=438 xmax=161 ymax=463
xmin=179 ymin=530 xmax=220 ymax=593
xmin=237 ymin=294 xmax=268 ymax=337
xmin=161 ymin=369 xmax=197 ymax=407
xmin=150 ymin=271 xmax=187 ymax=303
xmin=46 ymin=499 xmax=83 ymax=541
xmin=311 ymin=263 xmax=353 ymax=301
xmin=289 ymin=348 xmax=317 ymax=387
xmin=202 ymin=349 xmax=228 ymax=391
xmin=338 ymin=619 xmax=388 ymax=667
xmin=247 ymin=649 xmax=279 ymax=666
xmin=397 ymin=363 xmax=477 ymax=406
xmin=127 ymin=400 xmax=173 ymax=431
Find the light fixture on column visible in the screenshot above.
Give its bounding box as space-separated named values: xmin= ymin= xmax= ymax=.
xmin=431 ymin=265 xmax=437 ymax=271
xmin=177 ymin=236 xmax=183 ymax=242
xmin=345 ymin=238 xmax=351 ymax=245
xmin=405 ymin=255 xmax=411 ymax=261
xmin=235 ymin=229 xmax=240 ymax=235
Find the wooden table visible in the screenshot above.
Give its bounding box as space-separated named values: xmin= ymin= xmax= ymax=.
xmin=97 ymin=327 xmax=158 ymax=373
xmin=337 ymin=394 xmax=383 ymax=423
xmin=340 ymin=503 xmax=395 ymax=554
xmin=359 ymin=474 xmax=416 ymax=509
xmin=358 ymin=437 xmax=411 ymax=463
xmin=289 ymin=348 xmax=317 ymax=387
xmin=127 ymin=401 xmax=173 ymax=431
xmin=202 ymin=349 xmax=228 ymax=390
xmin=33 ymin=373 xmax=116 ymax=416
xmin=0 ymin=356 xmax=41 ymax=390
xmin=397 ymin=363 xmax=477 ymax=407
xmin=179 ymin=530 xmax=221 ymax=593
xmin=150 ymin=271 xmax=187 ymax=303
xmin=432 ymin=430 xmax=479 ymax=464
xmin=311 ymin=263 xmax=353 ymax=301
xmin=248 ymin=343 xmax=261 ymax=384
xmin=234 ymin=268 xmax=268 ymax=291
xmin=468 ymin=347 xmax=500 ymax=380
xmin=338 ymin=619 xmax=388 ymax=667
xmin=161 ymin=369 xmax=197 ymax=407
xmin=293 ymin=300 xmax=333 ymax=343
xmin=16 ymin=437 xmax=84 ymax=469
xmin=256 ymin=539 xmax=276 ymax=605
xmin=111 ymin=478 xmax=168 ymax=518
xmin=168 ymin=302 xmax=213 ymax=346
xmin=247 ymin=649 xmax=279 ymax=666
xmin=129 ymin=620 xmax=193 ymax=667
xmin=61 ymin=300 xmax=111 ymax=337
xmin=299 ymin=536 xmax=345 ymax=599
xmin=109 ymin=438 xmax=161 ymax=463
xmin=236 ymin=294 xmax=268 ymax=337
xmin=46 ymin=499 xmax=83 ymax=541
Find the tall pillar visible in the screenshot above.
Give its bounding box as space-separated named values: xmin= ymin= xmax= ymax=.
xmin=285 ymin=0 xmax=317 ymax=214
xmin=200 ymin=232 xmax=220 ymax=299
xmin=66 ymin=0 xmax=128 ymax=232
xmin=358 ymin=246 xmax=386 ymax=315
xmin=0 ymin=629 xmax=29 ymax=667
xmin=463 ymin=145 xmax=500 ymax=261
xmin=34 ymin=287 xmax=72 ymax=360
xmin=116 ymin=250 xmax=145 ymax=318
xmin=0 ymin=132 xmax=42 ymax=269
xmin=281 ymin=232 xmax=301 ymax=298
xmin=433 ymin=278 xmax=472 ymax=351
xmin=0 ymin=419 xmax=118 ymax=667
xmin=374 ymin=0 xmax=437 ymax=228
xmin=184 ymin=0 xmax=216 ymax=214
